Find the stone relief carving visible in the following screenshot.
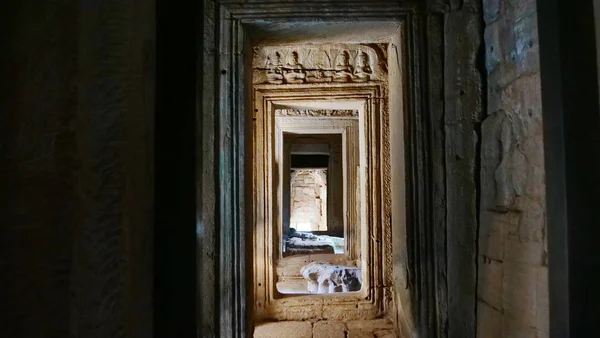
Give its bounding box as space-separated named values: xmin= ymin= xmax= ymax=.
xmin=254 ymin=44 xmax=386 ymax=84
xmin=353 ymin=50 xmax=372 ymax=82
xmin=333 ymin=50 xmax=354 ymax=82
xmin=481 ymin=109 xmax=527 ymax=213
xmin=283 ymin=51 xmax=306 ymax=84
xmin=266 ymin=52 xmax=284 ymax=84
xmin=275 ymin=109 xmax=358 ymax=117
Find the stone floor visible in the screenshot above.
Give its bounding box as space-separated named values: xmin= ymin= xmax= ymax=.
xmin=254 ymin=319 xmax=396 ymax=338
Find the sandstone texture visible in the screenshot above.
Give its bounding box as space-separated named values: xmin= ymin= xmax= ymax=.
xmin=254 ymin=319 xmax=395 ymax=338
xmin=479 ymin=0 xmax=549 ymax=337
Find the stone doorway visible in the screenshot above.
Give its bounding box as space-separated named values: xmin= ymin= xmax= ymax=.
xmin=202 ymin=2 xmax=479 ymax=337
xmin=251 ymin=37 xmax=398 ymax=334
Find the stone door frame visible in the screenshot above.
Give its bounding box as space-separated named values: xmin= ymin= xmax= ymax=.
xmin=274 ymin=104 xmax=360 ymax=261
xmin=201 ymin=1 xmax=461 ymax=337
xmin=253 ymin=84 xmax=389 ymax=322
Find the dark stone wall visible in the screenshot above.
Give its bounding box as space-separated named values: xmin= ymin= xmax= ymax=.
xmin=444 ymin=1 xmax=484 ymax=336
xmin=1 ymin=1 xmax=79 ymax=336
xmin=444 ymin=1 xmax=484 ymax=337
xmin=0 ymin=0 xmax=155 ymax=336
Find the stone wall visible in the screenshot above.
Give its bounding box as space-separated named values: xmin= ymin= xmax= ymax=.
xmin=479 ymin=1 xmax=549 ymax=337
xmin=1 ymin=1 xmax=79 ymax=335
xmin=1 ymin=0 xmax=155 ymax=336
xmin=290 ymin=169 xmax=328 ymax=232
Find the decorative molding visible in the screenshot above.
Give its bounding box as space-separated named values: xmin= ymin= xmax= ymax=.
xmin=275 ymin=109 xmax=359 ymax=117
xmin=254 ymin=44 xmax=387 ymax=85
xmin=254 ymin=85 xmax=389 ymax=322
xmin=204 ymin=2 xmax=450 ymax=337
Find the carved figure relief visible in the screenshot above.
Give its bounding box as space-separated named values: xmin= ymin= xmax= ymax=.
xmin=481 ymin=109 xmax=527 ymax=213
xmin=275 ymin=109 xmax=358 ymax=117
xmin=308 ymin=50 xmax=333 ymax=82
xmin=353 ymin=50 xmax=372 ymax=82
xmin=283 ymin=51 xmax=306 ymax=84
xmin=254 ymin=44 xmax=386 ymax=85
xmin=333 ymin=51 xmax=354 ymax=82
xmin=266 ymin=52 xmax=284 ymax=84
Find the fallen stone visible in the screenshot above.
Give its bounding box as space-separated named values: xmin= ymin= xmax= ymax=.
xmin=285 ymin=230 xmax=345 ymax=255
xmin=285 ymin=237 xmax=335 ymax=256
xmin=300 ymin=262 xmax=362 ymax=293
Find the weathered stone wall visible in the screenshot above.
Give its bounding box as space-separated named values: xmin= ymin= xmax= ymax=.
xmin=1 ymin=2 xmax=79 ymax=336
xmin=290 ymin=169 xmax=328 ymax=232
xmin=1 ymin=0 xmax=155 ymax=336
xmin=478 ymin=1 xmax=548 ymax=337
xmin=443 ymin=1 xmax=484 ymax=336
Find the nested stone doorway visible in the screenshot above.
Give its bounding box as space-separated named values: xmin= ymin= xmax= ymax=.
xmin=203 ymin=3 xmax=466 ymax=337
xmin=251 ymin=37 xmax=399 ymax=334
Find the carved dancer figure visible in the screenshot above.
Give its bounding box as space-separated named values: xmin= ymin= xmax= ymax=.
xmin=283 ymin=51 xmax=306 ymax=84
xmin=353 ymin=50 xmax=372 ymax=82
xmin=266 ymin=52 xmax=284 ymax=84
xmin=481 ymin=109 xmax=526 ymax=213
xmin=333 ymin=51 xmax=354 ymax=82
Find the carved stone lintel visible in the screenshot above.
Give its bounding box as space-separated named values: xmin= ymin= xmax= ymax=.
xmin=275 ymin=109 xmax=358 ymax=117
xmin=254 ymin=44 xmax=385 ymax=85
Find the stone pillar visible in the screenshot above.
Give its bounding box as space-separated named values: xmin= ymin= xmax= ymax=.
xmin=479 ymin=0 xmax=548 ymax=337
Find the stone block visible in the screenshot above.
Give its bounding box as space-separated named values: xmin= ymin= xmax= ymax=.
xmin=487 ymin=16 xmax=540 ymax=89
xmin=499 ymin=72 xmax=542 ymax=115
xmin=374 ymin=329 xmax=395 ymax=338
xmin=488 ymin=84 xmax=502 ymax=113
xmin=346 ymin=319 xmax=394 ymax=331
xmin=537 ymin=267 xmax=549 ymax=333
xmin=485 ymin=21 xmax=502 ymax=74
xmin=477 ymin=256 xmax=504 ymax=309
xmin=504 ymin=235 xmax=543 ymax=265
xmin=322 ymin=304 xmax=370 ymax=322
xmin=516 ymin=199 xmax=545 ymax=242
xmin=483 ymin=0 xmax=502 ymax=25
xmin=505 ymin=0 xmax=537 ymax=21
xmin=476 ymin=301 xmax=503 ymax=338
xmin=502 ymin=313 xmax=538 ymax=338
xmin=537 ymin=329 xmax=549 ymax=338
xmin=254 ymin=321 xmax=312 ymax=338
xmin=480 ymin=109 xmax=527 ymax=213
xmin=348 ymin=329 xmax=375 ymax=338
xmin=524 ymin=161 xmax=545 ymax=200
xmin=313 ymin=321 xmax=346 ymax=338
xmin=502 ymin=261 xmax=538 ymax=327
xmin=522 ymin=118 xmax=546 ymax=198
xmin=479 ymin=211 xmax=506 ymax=261
xmin=508 ymin=14 xmax=539 ymax=74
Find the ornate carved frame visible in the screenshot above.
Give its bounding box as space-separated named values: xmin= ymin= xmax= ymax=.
xmin=274 ymin=108 xmax=360 ymax=261
xmin=253 ymin=84 xmax=389 ymax=322
xmin=201 ymin=1 xmax=450 ymax=337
